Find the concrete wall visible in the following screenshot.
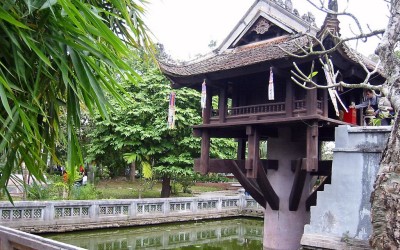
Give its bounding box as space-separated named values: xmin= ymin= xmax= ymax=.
xmin=0 ymin=225 xmax=84 ymax=250
xmin=0 ymin=195 xmax=263 ymax=234
xmin=301 ymin=125 xmax=391 ymax=249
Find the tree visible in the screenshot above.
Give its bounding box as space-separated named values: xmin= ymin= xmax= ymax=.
xmin=0 ymin=1 xmax=153 ymax=199
xmin=85 ymin=54 xmax=236 ymax=197
xmin=286 ymin=1 xmax=399 ymax=248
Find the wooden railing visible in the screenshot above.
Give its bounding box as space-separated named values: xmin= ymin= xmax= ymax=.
xmin=226 ymin=102 xmax=285 ymax=116
xmin=294 ymin=100 xmax=306 ymax=110
xmin=209 ymin=99 xmax=324 ymax=119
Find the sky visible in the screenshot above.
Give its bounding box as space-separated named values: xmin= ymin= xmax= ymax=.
xmin=144 ymin=0 xmax=389 ymax=61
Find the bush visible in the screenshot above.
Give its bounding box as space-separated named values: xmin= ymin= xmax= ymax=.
xmin=71 ymin=184 xmax=100 ymax=200
xmin=95 ymin=165 xmax=111 ymax=180
xmin=27 ymin=175 xmax=66 ymax=200
xmin=171 ymin=182 xmax=183 ymax=195
xmin=193 ymin=172 xmax=229 ymax=183
xmin=175 ymin=176 xmax=194 ymax=194
xmin=27 ymin=182 xmax=49 ymax=200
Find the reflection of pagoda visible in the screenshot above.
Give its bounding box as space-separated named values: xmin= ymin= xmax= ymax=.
xmin=159 ymin=0 xmax=383 ymax=249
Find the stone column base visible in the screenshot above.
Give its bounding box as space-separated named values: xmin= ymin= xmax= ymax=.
xmin=301 ymin=233 xmax=371 ymax=250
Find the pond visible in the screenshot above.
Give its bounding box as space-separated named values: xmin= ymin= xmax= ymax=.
xmin=42 ymin=217 xmax=263 ymax=250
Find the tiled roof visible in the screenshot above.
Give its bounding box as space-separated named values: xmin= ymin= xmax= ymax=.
xmin=341 ymin=45 xmax=383 ymax=74
xmin=159 ymin=34 xmax=382 ymax=80
xmin=159 ymin=35 xmax=310 ymax=77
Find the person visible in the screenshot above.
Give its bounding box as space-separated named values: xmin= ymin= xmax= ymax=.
xmin=353 ymin=89 xmax=378 ymax=112
xmin=82 ymin=173 xmax=88 ymax=186
xmin=352 ymin=89 xmax=379 ymax=125
xmin=377 ymin=96 xmax=394 ymax=125
xmin=62 ymin=170 xmax=68 ymax=183
xmin=352 ymin=89 xmax=394 ymax=125
xmin=79 ymin=165 xmax=85 ymax=174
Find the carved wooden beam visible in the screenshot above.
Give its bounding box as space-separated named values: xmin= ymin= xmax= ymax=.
xmin=230 ymin=160 xmax=266 ymax=208
xmin=256 ymin=160 xmax=279 ymax=210
xmin=306 ymin=121 xmax=319 ymax=172
xmin=289 ymin=158 xmax=307 ymax=211
xmin=246 ymin=126 xmax=260 ymax=178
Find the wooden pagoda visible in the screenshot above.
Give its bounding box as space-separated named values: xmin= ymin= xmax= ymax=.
xmin=158 ymin=0 xmax=383 ymax=249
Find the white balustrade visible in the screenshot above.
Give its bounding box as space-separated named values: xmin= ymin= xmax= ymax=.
xmin=0 ymin=195 xmax=263 ymax=232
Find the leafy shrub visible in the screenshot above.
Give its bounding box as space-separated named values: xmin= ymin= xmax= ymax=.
xmin=95 ymin=165 xmax=111 ymax=180
xmin=193 ymin=172 xmax=229 ymax=183
xmin=71 ymin=184 xmax=100 ymax=200
xmin=171 ymin=182 xmax=183 ymax=195
xmin=27 ymin=182 xmax=49 ymax=200
xmin=27 ymin=175 xmax=67 ymax=200
xmin=175 ymin=174 xmax=195 ymax=194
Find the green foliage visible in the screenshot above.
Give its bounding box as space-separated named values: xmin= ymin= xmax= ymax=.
xmin=194 ymin=173 xmax=230 ymax=183
xmin=71 ymin=184 xmax=100 ymax=200
xmin=94 ymin=165 xmax=111 ymax=181
xmin=308 ymin=71 xmax=318 ymax=78
xmin=171 ymin=182 xmax=183 ymax=195
xmin=123 ymin=153 xmax=152 ymax=180
xmin=321 ymin=141 xmax=334 ymax=161
xmin=26 ymin=181 xmax=49 ymax=200
xmin=85 ymin=57 xmax=236 ymax=194
xmin=0 ymin=0 xmax=154 ymax=198
xmin=142 ymin=161 xmax=153 ymax=179
xmin=26 ymin=175 xmax=66 ymax=200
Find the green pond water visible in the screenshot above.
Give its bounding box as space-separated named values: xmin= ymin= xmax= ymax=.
xmin=42 ymin=217 xmax=263 ymax=250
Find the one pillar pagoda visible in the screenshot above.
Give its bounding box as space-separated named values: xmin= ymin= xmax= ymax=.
xmin=158 ymin=0 xmax=384 ymax=249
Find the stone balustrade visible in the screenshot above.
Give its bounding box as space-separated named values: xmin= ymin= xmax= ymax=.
xmin=0 ymin=225 xmax=84 ymax=250
xmin=0 ymin=195 xmax=263 ymax=233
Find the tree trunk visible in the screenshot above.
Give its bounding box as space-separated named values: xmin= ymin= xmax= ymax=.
xmin=161 ymin=175 xmax=171 ymax=198
xmin=370 ymin=115 xmax=400 ymax=249
xmin=129 ymin=162 xmax=136 ymax=182
xmin=370 ymin=1 xmax=400 ymax=248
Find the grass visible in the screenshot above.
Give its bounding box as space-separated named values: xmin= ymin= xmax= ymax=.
xmin=96 ymin=179 xmax=229 ymax=199
xmin=1 ymin=177 xmax=234 ymax=201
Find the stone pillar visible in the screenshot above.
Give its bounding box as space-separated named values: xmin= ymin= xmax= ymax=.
xmin=264 ymin=127 xmax=310 ymax=250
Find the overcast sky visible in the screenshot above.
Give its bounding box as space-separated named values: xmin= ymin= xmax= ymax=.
xmin=144 ymin=0 xmax=389 ymax=60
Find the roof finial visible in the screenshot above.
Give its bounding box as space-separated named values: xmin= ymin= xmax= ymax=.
xmin=327 ymin=0 xmax=338 ymax=19
xmin=328 ymin=0 xmax=338 ymax=12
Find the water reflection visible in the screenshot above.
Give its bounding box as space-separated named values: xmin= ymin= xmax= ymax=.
xmin=43 ymin=218 xmax=263 ymax=250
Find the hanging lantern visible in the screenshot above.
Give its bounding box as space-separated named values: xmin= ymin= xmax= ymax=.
xmin=200 ymin=80 xmax=207 ymax=109
xmin=167 ymin=92 xmax=176 ymax=129
xmin=268 ymin=67 xmax=275 ymax=100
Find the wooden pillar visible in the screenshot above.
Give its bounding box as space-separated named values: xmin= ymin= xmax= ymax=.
xmin=203 ymin=85 xmax=212 ymax=124
xmin=306 ymin=88 xmax=318 ymax=115
xmin=232 ymin=84 xmax=239 ymax=107
xmin=200 ymin=130 xmax=210 ymax=174
xmin=306 ymin=121 xmax=318 ymax=172
xmin=322 ymin=88 xmax=328 ymax=117
xmin=285 ymin=78 xmax=293 ymax=117
xmin=237 ymin=139 xmax=246 ymax=160
xmin=218 ymin=86 xmax=226 ymax=122
xmin=245 ymin=125 xmax=260 ymax=178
